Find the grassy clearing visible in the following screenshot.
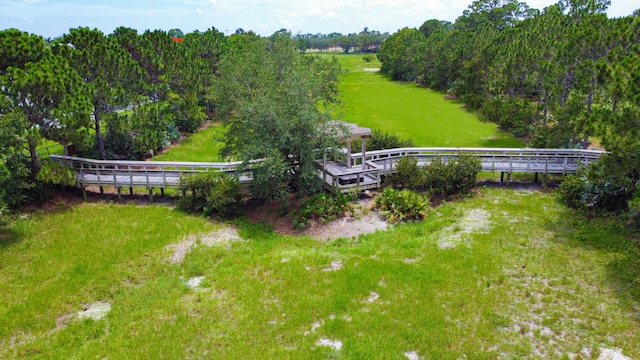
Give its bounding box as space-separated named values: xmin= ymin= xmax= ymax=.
xmin=152 ymin=124 xmax=226 ymax=162
xmin=329 ymin=54 xmax=522 ymax=148
xmin=1 ymin=189 xmax=638 ymax=358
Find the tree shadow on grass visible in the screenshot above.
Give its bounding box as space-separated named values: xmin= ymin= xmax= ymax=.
xmin=546 ymin=211 xmax=640 ymax=316
xmin=0 ymin=221 xmax=25 ymax=250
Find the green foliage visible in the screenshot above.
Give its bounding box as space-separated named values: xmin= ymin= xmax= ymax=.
xmin=391 ymin=156 xmax=422 ymax=190
xmin=366 ymin=128 xmax=414 ymax=151
xmin=362 ymin=54 xmax=375 ymax=62
xmin=103 ymin=102 xmax=180 ymax=160
xmin=558 ymin=160 xmax=636 ymax=213
xmin=36 ymin=161 xmax=76 ymax=186
xmin=422 ymin=154 xmax=482 ymax=197
xmin=374 ymin=187 xmax=429 ymax=223
xmin=480 ymin=97 xmax=535 ymax=137
xmin=176 ymin=172 xmax=242 ymax=217
xmin=292 ymin=191 xmax=357 ymax=229
xmin=212 ymin=34 xmax=342 ymax=200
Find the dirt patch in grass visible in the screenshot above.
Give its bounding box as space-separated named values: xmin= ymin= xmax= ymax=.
xmin=246 ymin=193 xmax=388 ymax=240
xmin=166 ymin=227 xmax=242 ymax=264
xmin=435 ymin=208 xmax=491 ymax=249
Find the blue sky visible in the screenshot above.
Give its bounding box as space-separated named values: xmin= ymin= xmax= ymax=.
xmin=0 ymin=0 xmax=637 ymax=38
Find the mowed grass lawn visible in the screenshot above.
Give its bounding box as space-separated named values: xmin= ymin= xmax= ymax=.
xmin=152 ymin=123 xmax=226 ymax=162
xmin=1 ymin=189 xmax=639 ymax=358
xmin=331 ymin=54 xmax=522 ymax=148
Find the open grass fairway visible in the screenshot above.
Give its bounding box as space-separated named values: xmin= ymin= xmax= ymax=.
xmin=331 ymin=54 xmax=522 ymax=148
xmin=1 ymin=188 xmax=639 ymax=358
xmin=152 ymin=123 xmax=226 ymax=162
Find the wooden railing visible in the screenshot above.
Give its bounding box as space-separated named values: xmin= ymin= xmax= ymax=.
xmin=52 ymin=148 xmax=606 ymax=197
xmin=350 ymin=148 xmax=604 ymax=176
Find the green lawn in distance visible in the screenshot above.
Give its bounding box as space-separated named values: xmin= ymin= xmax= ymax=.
xmin=328 ymin=54 xmax=522 ymax=148
xmin=152 ymin=124 xmax=226 ymax=162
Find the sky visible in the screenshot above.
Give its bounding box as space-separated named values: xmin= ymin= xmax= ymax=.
xmin=0 ymin=0 xmax=637 ymax=38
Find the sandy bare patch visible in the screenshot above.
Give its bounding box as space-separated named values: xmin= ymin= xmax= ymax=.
xmin=316 ymin=338 xmax=343 ymax=351
xmin=404 ymin=350 xmax=420 ymax=360
xmin=166 ymin=227 xmax=243 ymax=264
xmin=363 ymin=67 xmax=381 ymax=72
xmin=362 ymin=291 xmax=380 ymax=304
xmin=323 ymin=260 xmax=343 ymax=272
xmin=595 ymin=347 xmax=631 ymax=360
xmin=76 ymin=302 xmax=111 ymax=321
xmin=200 ymin=227 xmax=242 ymax=247
xmin=166 ymin=236 xmax=197 ymax=264
xmin=434 ymin=208 xmax=491 ymax=249
xmin=307 ymin=213 xmax=388 ymax=241
xmin=186 ymin=276 xmax=205 ymax=289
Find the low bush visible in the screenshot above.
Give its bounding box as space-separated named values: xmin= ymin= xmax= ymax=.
xmin=392 ymin=156 xmax=422 ymax=190
xmin=176 ymin=172 xmax=242 ymax=217
xmin=375 ymin=187 xmax=429 ymax=223
xmin=558 ymin=171 xmax=635 ymax=212
xmin=293 ymin=191 xmax=357 ymax=229
xmin=366 ymin=129 xmax=414 ymax=151
xmin=422 ymin=154 xmax=481 ymax=197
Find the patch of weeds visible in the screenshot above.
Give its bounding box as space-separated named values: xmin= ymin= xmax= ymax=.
xmin=292 ymin=192 xmax=357 ymax=229
xmin=374 ymin=187 xmax=429 ymax=223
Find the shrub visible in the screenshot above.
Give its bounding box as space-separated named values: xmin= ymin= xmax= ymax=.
xmin=422 ymin=154 xmax=481 ymax=197
xmin=37 ymin=161 xmax=76 ymax=187
xmin=366 ymin=129 xmax=414 ymax=151
xmin=557 ymin=173 xmax=588 ymax=209
xmin=374 ymin=187 xmax=429 ymax=223
xmin=293 ymin=191 xmax=357 ymax=229
xmin=558 ymin=169 xmax=634 ymax=213
xmin=176 ymin=172 xmax=242 ymax=217
xmin=391 ymin=156 xmax=422 ymax=190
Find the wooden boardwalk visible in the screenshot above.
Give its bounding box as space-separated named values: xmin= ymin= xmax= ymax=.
xmin=51 ymin=148 xmax=605 ymax=199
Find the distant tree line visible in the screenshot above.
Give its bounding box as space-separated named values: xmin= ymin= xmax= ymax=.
xmin=293 ymin=28 xmax=390 ymax=53
xmin=378 ymin=0 xmax=640 ymax=215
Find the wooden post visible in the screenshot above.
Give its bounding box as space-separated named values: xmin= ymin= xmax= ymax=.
xmin=161 ymin=188 xmax=165 ymax=197
xmin=361 ymin=137 xmax=366 ymax=170
xmin=129 ymin=187 xmax=133 ymax=195
xmin=347 ymin=140 xmax=352 ymax=168
xmin=82 ymin=186 xmax=87 ymax=200
xmin=500 ymin=172 xmax=504 ymax=183
xmin=148 ymin=188 xmax=154 ymax=203
xmin=117 ymin=187 xmax=122 ymax=202
xmin=534 ymin=172 xmax=539 ymax=184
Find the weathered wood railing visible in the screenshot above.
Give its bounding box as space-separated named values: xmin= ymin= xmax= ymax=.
xmin=52 ymin=148 xmax=605 ymax=198
xmin=50 ymin=155 xmax=247 ymax=200
xmin=351 ymin=147 xmax=604 ymax=174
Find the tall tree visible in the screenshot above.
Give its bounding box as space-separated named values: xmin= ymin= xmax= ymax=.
xmin=54 ymin=27 xmax=145 ymax=159
xmin=211 ymin=33 xmax=343 ymax=200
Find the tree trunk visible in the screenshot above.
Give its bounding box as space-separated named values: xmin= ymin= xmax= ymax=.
xmin=28 ymin=138 xmax=39 ymax=174
xmin=543 ymin=90 xmax=549 ymax=128
xmin=95 ymin=110 xmax=106 ymax=160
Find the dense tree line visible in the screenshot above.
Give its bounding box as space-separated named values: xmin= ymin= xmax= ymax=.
xmin=378 ymin=0 xmax=640 ymax=214
xmin=294 ymin=28 xmax=389 ymax=53
xmin=0 ymin=27 xmax=342 ymax=209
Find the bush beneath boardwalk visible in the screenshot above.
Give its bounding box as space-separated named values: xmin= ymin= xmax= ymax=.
xmin=391 ymin=154 xmax=481 ymax=199
xmin=176 ymin=172 xmax=243 ymax=217
xmin=375 ymin=187 xmax=429 ymax=223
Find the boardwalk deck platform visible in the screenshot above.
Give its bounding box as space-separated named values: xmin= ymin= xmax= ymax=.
xmin=51 ymin=147 xmax=605 ymax=199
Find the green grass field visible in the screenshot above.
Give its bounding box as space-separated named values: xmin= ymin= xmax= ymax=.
xmin=331 ymin=54 xmax=522 ymax=148
xmin=1 ymin=54 xmax=638 ymax=359
xmin=152 ymin=124 xmax=226 ymax=162
xmin=1 ymin=189 xmax=638 ymax=358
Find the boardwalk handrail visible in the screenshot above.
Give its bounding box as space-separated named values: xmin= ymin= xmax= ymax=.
xmin=51 ymin=148 xmax=606 ymax=198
